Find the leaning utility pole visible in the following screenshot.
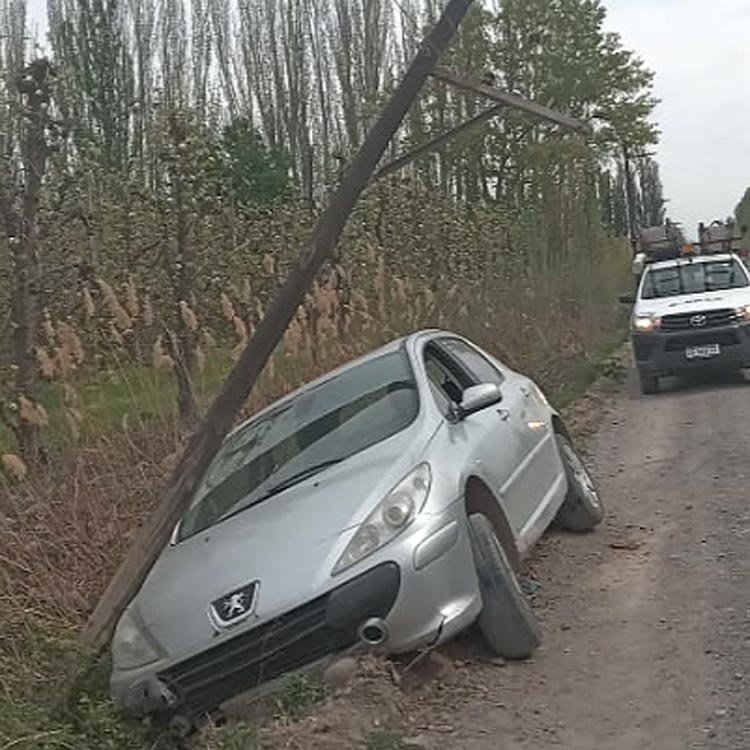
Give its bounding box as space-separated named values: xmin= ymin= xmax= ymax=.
xmin=82 ymin=0 xmax=476 ymax=648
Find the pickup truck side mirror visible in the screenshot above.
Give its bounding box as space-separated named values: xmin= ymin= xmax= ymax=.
xmin=618 ymin=292 xmax=636 ymax=304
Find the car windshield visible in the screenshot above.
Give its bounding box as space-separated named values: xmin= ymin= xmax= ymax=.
xmin=640 ymin=259 xmax=749 ymax=299
xmin=178 ymin=349 xmax=419 ymax=541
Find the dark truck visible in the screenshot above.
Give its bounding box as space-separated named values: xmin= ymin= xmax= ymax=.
xmin=631 ymin=222 xmax=685 ymax=284
xmin=697 ymin=219 xmax=747 ymax=262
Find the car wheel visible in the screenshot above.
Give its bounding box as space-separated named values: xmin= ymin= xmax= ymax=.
xmin=555 ymin=434 xmax=604 ymax=532
xmin=467 ymin=514 xmax=541 ymax=660
xmin=638 ymin=368 xmax=659 ymax=394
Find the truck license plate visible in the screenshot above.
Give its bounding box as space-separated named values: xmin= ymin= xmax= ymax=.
xmin=685 ymin=344 xmax=720 ymax=359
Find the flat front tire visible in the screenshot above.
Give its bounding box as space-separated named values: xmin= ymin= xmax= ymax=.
xmin=468 ymin=514 xmax=541 ymax=660
xmin=555 ymin=434 xmax=604 ymax=532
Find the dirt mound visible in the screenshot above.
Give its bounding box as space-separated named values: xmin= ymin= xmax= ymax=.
xmin=230 ymin=653 xmax=471 ymax=750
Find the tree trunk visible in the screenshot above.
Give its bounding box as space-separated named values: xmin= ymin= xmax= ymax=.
xmin=173 ymin=192 xmax=198 ymax=424
xmin=166 ymin=114 xmax=198 ymax=424
xmin=82 ymin=0 xmax=476 ymax=648
xmin=4 ymin=60 xmax=54 ymax=462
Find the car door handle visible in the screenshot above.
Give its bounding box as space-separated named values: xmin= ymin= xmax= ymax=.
xmin=496 ymin=408 xmax=511 ymax=421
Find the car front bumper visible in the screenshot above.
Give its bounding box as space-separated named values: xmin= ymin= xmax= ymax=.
xmin=110 ymin=503 xmax=481 ymax=718
xmin=632 ymin=322 xmax=750 ymax=376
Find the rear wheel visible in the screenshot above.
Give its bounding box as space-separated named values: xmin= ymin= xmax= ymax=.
xmin=467 ymin=514 xmax=540 ymax=659
xmin=638 ymin=368 xmax=659 ymax=394
xmin=555 ymin=434 xmax=604 ymax=532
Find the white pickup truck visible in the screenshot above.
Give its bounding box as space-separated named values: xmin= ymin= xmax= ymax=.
xmin=620 ymin=253 xmax=750 ymax=394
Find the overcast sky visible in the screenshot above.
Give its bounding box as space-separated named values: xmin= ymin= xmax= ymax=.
xmin=603 ymin=0 xmax=750 ymax=238
xmin=24 ymin=0 xmax=750 ymax=238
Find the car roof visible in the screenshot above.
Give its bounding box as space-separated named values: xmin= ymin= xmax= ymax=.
xmin=224 ymin=330 xmax=443 ymax=439
xmin=648 ymin=252 xmax=737 ymax=271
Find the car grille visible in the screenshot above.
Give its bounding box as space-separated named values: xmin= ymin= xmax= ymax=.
xmin=157 ymin=562 xmax=399 ymax=717
xmin=660 ymin=308 xmax=737 ymax=331
xmin=664 ymin=330 xmax=741 ymax=352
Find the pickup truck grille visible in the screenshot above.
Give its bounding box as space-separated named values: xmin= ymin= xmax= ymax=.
xmin=660 ymin=308 xmax=737 ymax=331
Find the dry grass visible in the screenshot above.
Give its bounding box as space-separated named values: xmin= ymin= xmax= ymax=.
xmin=0 ymin=218 xmax=630 ymax=749
xmin=0 ymin=242 xmax=630 ymax=637
xmin=0 ymin=427 xmax=181 ymax=635
xmin=0 ymin=248 xmax=619 ymax=652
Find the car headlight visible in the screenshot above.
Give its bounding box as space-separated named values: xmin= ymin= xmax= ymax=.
xmin=736 ymin=305 xmax=750 ymax=321
xmin=112 ymin=609 xmax=159 ymax=671
xmin=332 ymin=463 xmax=431 ymax=576
xmin=633 ymin=315 xmax=660 ymax=331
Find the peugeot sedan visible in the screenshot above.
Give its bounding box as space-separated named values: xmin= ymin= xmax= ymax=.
xmin=111 ymin=330 xmax=603 ymax=718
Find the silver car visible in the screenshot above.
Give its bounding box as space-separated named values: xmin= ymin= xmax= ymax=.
xmin=111 ymin=330 xmax=603 ymax=718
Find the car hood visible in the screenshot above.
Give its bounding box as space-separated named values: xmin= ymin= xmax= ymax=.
xmin=133 ymin=425 xmax=430 ymax=658
xmin=636 ymin=287 xmax=750 ymax=318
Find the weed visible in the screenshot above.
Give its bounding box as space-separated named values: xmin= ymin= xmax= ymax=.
xmin=596 ymin=351 xmax=627 ymax=380
xmin=0 ymin=624 xmax=155 ymax=750
xmin=272 ymin=674 xmax=327 ymax=722
xmin=202 ymin=721 xmax=261 ymax=750
xmin=366 ymin=728 xmax=409 ymax=750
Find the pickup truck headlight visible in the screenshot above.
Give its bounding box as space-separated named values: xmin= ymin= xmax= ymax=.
xmin=112 ymin=609 xmax=159 ymax=671
xmin=332 ymin=464 xmax=431 ymax=575
xmin=633 ymin=315 xmax=660 ymax=331
xmin=736 ymin=305 xmax=750 ymax=321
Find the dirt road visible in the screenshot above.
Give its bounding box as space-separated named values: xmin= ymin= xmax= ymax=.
xmin=427 ymin=370 xmax=750 ymax=750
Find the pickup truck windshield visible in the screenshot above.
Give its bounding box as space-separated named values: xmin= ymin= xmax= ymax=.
xmin=178 ymin=349 xmax=419 ymax=541
xmin=641 ymin=259 xmax=749 ymax=299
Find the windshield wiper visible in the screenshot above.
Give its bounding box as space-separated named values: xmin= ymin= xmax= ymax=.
xmin=217 ymin=457 xmax=347 ymax=525
xmin=259 ymin=458 xmax=347 ymax=498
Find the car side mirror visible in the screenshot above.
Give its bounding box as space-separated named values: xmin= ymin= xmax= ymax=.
xmin=457 ymin=383 xmax=503 ymax=419
xmin=618 ymin=292 xmax=636 ymax=304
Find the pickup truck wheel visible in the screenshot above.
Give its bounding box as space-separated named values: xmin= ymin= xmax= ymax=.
xmin=467 ymin=514 xmax=541 ymax=659
xmin=638 ymin=369 xmax=659 ymax=394
xmin=555 ymin=434 xmax=604 ymax=532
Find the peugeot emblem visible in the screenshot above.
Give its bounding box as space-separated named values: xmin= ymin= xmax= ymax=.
xmin=690 ymin=314 xmax=707 ymax=328
xmin=209 ymin=581 xmax=258 ymax=628
xmin=223 ymin=593 xmax=248 ymax=619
